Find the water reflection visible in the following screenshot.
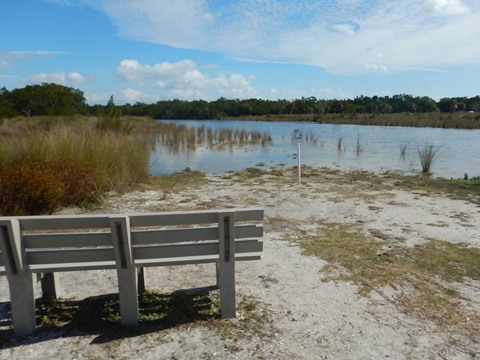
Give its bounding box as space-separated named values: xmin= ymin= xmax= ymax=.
xmin=150 ymin=120 xmax=480 ymax=179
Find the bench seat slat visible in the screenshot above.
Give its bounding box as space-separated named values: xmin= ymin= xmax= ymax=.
xmin=131 ymin=225 xmax=263 ymax=245
xmin=132 ymin=227 xmax=218 ymax=245
xmin=23 ymin=232 xmax=112 ymax=248
xmin=235 ymin=225 xmax=263 ymax=239
xmin=129 ymin=208 xmax=264 ymax=227
xmin=130 ymin=212 xmax=218 ymax=227
xmin=133 ymin=239 xmax=262 ymax=260
xmin=29 ymin=261 xmax=117 ymax=272
xmin=19 ymin=217 xmax=111 ymax=231
xmin=26 ymin=248 xmax=114 ymax=265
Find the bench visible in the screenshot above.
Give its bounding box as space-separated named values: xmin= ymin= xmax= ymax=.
xmin=0 ymin=208 xmax=264 ymax=337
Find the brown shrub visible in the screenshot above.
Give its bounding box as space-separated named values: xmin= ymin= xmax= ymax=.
xmin=0 ymin=162 xmax=66 ymax=215
xmin=0 ymin=160 xmax=107 ymax=215
xmin=46 ymin=159 xmax=108 ymax=206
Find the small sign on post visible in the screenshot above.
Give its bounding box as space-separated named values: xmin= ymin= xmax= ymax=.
xmin=293 ymin=129 xmax=303 ymax=185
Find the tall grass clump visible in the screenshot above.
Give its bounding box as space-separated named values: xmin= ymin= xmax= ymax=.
xmin=417 ymin=144 xmax=441 ymax=174
xmin=355 ymin=134 xmax=362 ymax=154
xmin=337 ymin=136 xmax=344 ymax=151
xmin=399 ymin=143 xmax=408 ymax=158
xmin=0 ymin=118 xmax=152 ymax=215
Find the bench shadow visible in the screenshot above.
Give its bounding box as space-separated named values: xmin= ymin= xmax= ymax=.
xmin=0 ymin=285 xmax=219 ymax=349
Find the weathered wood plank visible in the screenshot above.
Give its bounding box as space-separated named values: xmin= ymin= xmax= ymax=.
xmin=26 ymin=248 xmax=114 ymax=265
xmin=18 ymin=216 xmax=111 ymax=231
xmin=23 ymin=232 xmax=112 ymax=248
xmin=131 ymin=224 xmax=262 ymax=245
xmin=1 ymin=208 xmax=264 ymax=337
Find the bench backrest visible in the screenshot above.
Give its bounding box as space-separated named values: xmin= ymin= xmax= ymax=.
xmin=0 ymin=208 xmax=264 ymax=275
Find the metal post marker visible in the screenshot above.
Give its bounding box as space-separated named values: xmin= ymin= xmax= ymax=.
xmin=293 ymin=129 xmax=302 ymax=185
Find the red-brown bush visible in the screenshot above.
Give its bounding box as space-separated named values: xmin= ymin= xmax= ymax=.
xmin=0 ymin=160 xmax=107 ymax=215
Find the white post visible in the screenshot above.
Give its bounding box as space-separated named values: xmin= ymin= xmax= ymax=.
xmin=297 ymin=141 xmax=301 ymax=185
xmin=293 ymin=129 xmax=302 ymax=185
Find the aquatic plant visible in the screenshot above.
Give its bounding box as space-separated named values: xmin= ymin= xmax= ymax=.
xmin=417 ymin=144 xmax=441 ymax=173
xmin=337 ymin=136 xmax=344 ymax=151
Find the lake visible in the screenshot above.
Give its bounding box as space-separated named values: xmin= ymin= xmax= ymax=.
xmin=149 ymin=119 xmax=480 ymax=179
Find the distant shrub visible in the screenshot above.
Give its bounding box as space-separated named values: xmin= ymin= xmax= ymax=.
xmin=0 ymin=159 xmax=107 ymax=215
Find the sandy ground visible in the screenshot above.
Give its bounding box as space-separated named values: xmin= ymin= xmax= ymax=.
xmin=1 ymin=168 xmax=480 ymax=359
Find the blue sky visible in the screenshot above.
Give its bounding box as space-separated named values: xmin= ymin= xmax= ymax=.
xmin=1 ymin=0 xmax=479 ymax=105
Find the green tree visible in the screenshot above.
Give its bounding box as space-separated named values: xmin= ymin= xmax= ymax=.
xmin=8 ymin=83 xmax=87 ymax=116
xmin=104 ymin=95 xmax=122 ymax=118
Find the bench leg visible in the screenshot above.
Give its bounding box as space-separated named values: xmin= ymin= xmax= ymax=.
xmin=218 ymin=212 xmax=236 ymax=318
xmin=39 ymin=272 xmax=61 ymax=300
xmin=0 ymin=220 xmax=36 ymax=337
xmin=137 ymin=268 xmax=146 ymax=294
xmin=110 ymin=217 xmax=139 ymax=326
xmin=9 ymin=272 xmax=36 ymax=337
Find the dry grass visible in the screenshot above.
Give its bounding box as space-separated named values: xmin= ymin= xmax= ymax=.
xmin=288 ymin=223 xmax=480 ymax=338
xmin=0 ymin=116 xmax=158 ymax=214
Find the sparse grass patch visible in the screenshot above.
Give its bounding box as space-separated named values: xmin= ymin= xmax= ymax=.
xmin=214 ymin=297 xmax=273 ymax=342
xmin=289 ymin=223 xmax=480 ymax=337
xmin=145 ymin=168 xmax=206 ymax=199
xmin=392 ymin=175 xmax=480 ymax=206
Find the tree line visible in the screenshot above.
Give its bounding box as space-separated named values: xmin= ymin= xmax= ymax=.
xmin=1 ymin=83 xmax=479 ymax=120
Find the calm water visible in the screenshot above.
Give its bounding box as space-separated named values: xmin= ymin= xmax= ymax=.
xmin=149 ymin=119 xmax=480 ymax=179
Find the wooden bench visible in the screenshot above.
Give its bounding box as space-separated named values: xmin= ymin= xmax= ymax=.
xmin=0 ymin=208 xmax=264 ymax=337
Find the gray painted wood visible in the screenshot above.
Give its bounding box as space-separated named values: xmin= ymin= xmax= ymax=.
xmin=217 ymin=212 xmax=236 ymax=318
xmin=0 ymin=219 xmax=36 ymax=337
xmin=111 ymin=216 xmax=139 ymax=326
xmin=39 ymin=272 xmax=61 ymax=300
xmin=0 ymin=208 xmax=264 ymax=336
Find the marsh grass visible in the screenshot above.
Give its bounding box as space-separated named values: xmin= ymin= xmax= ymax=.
xmin=417 ymin=144 xmax=441 ymax=173
xmin=289 ymin=223 xmax=480 ymax=337
xmin=0 ymin=116 xmax=156 ymax=214
xmin=399 ymin=143 xmax=408 ymax=158
xmin=0 ymin=125 xmax=149 ymax=191
xmin=156 ymin=123 xmax=272 ymax=150
xmin=337 ymin=136 xmax=344 ymax=151
xmin=355 ymin=134 xmax=362 ymax=154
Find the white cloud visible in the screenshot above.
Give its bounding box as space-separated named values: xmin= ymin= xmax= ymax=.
xmin=117 ymin=58 xmax=257 ymax=100
xmin=77 ymin=0 xmax=480 ymax=75
xmin=365 ymin=64 xmax=389 ymax=73
xmin=29 ymin=72 xmax=87 ymax=85
xmin=425 ymin=0 xmax=469 ymax=16
xmin=0 ymin=51 xmax=64 ymax=70
xmin=121 ymin=88 xmax=151 ymax=102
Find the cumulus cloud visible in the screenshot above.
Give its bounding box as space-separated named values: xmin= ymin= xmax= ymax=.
xmin=29 ymin=72 xmax=87 ymax=85
xmin=425 ymin=0 xmax=469 ymax=16
xmin=117 ymin=58 xmax=257 ymax=100
xmin=74 ymin=0 xmax=480 ymax=75
xmin=121 ymin=88 xmax=153 ymax=102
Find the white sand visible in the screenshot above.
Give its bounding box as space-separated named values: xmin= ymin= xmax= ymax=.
xmin=1 ymin=169 xmax=479 ymax=359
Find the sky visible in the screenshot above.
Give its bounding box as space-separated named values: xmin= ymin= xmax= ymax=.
xmin=1 ymin=0 xmax=479 ymax=105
